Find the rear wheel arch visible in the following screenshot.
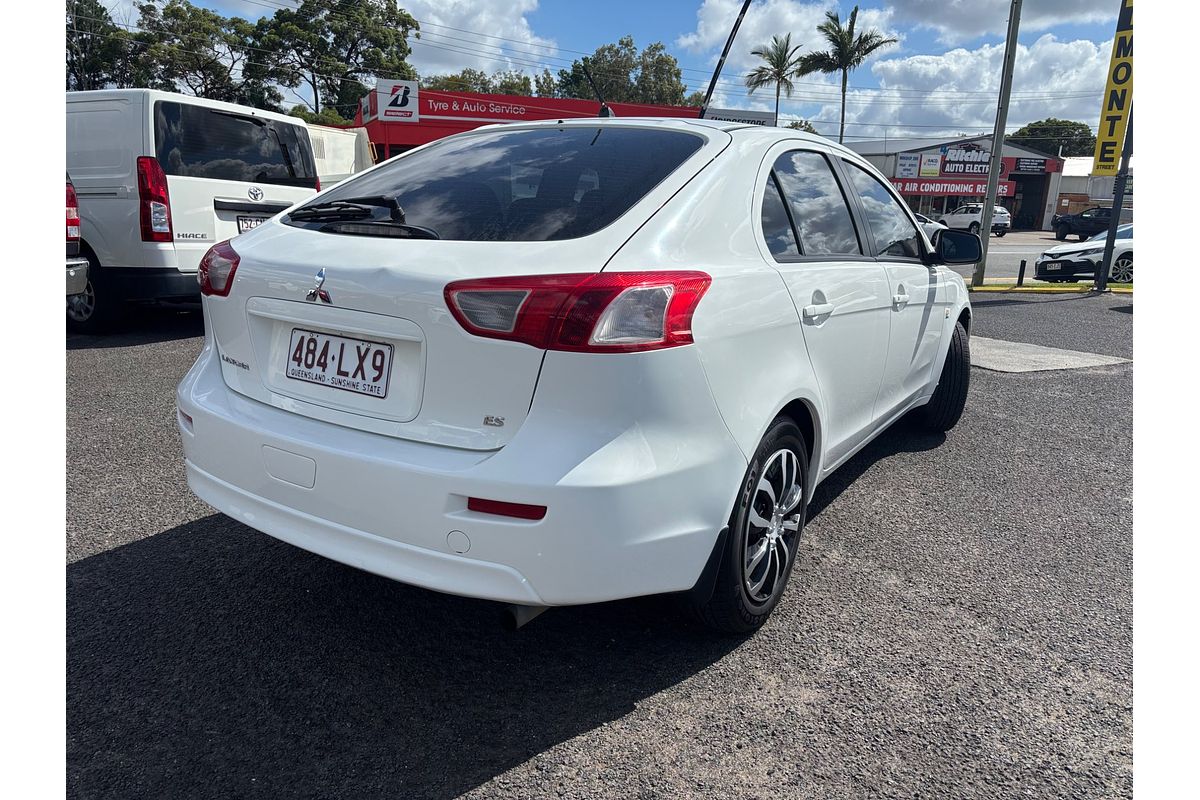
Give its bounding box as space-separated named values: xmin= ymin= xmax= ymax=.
xmin=776 ymin=397 xmax=819 ymax=485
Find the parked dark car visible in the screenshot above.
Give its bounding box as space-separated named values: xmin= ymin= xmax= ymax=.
xmin=1051 ymin=206 xmax=1132 ymax=241
xmin=66 ymin=173 xmax=89 ymax=299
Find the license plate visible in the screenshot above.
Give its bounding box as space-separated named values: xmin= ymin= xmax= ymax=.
xmin=285 ymin=329 xmax=393 ymax=398
xmin=1043 ymin=262 xmax=1062 ymax=271
xmin=237 ymin=215 xmax=267 ymax=233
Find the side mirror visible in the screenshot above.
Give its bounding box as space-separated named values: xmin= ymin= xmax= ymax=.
xmin=926 ymin=228 xmax=982 ymax=266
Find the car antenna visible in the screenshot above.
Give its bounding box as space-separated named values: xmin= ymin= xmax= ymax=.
xmin=581 ymin=58 xmax=615 ymax=117
xmin=697 ymin=0 xmax=753 ymax=119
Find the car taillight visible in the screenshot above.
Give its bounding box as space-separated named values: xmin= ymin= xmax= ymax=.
xmin=197 ymin=240 xmax=240 ymax=297
xmin=66 ymin=183 xmax=80 ymax=242
xmin=136 ymin=156 xmax=172 ymax=243
xmin=444 ymin=271 xmax=711 ymax=353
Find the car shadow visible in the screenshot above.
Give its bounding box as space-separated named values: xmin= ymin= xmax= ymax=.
xmin=1111 ymin=304 xmax=1133 ymax=315
xmin=67 ymin=514 xmax=740 ymax=799
xmin=66 ymin=306 xmax=204 ymax=350
xmin=808 ymin=415 xmax=945 ymax=522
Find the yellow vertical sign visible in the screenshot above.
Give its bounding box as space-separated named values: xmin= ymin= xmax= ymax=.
xmin=1093 ymin=0 xmax=1133 ymax=176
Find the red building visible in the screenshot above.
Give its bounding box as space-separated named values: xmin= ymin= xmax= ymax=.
xmin=353 ymin=80 xmax=702 ymax=158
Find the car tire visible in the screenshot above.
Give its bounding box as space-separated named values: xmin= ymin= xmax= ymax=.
xmin=1110 ymin=253 xmax=1133 ymax=283
xmin=968 ymin=222 xmax=980 ymax=236
xmin=1078 ymin=233 xmax=1089 ymax=242
xmin=693 ymin=417 xmax=809 ymax=635
xmin=995 ymin=229 xmax=1006 ymax=237
xmin=1055 ymin=225 xmax=1069 ymax=241
xmin=67 ymin=256 xmax=124 ymax=334
xmin=919 ymin=321 xmax=970 ymax=433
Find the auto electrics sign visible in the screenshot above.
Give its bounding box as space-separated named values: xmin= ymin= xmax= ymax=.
xmin=378 ymin=80 xmax=419 ymax=122
xmin=1093 ymin=0 xmax=1133 ymax=176
xmin=940 ymin=144 xmax=991 ymax=175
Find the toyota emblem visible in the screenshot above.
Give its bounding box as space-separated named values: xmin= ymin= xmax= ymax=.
xmin=248 ymin=186 xmax=264 ymax=201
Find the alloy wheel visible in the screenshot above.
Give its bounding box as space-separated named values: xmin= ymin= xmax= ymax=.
xmin=68 ymin=280 xmax=96 ymax=323
xmin=1111 ymin=255 xmax=1133 ymax=283
xmin=742 ymin=447 xmax=804 ymax=604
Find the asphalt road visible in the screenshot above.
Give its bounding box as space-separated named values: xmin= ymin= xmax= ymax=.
xmin=66 ymin=293 xmax=1132 ymax=799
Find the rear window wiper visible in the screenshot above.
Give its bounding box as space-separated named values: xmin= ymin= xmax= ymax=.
xmin=289 ymin=195 xmax=405 ymax=222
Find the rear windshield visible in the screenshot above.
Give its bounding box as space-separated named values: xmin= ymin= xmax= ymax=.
xmin=286 ymin=126 xmax=705 ymax=241
xmin=154 ymin=101 xmax=317 ymax=188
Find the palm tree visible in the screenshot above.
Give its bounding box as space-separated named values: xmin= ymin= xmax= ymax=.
xmin=744 ymin=33 xmax=806 ymax=127
xmin=801 ymin=6 xmax=898 ymax=143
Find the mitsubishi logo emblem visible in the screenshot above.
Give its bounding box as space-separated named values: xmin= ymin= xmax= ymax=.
xmin=305 ymin=268 xmax=332 ymax=303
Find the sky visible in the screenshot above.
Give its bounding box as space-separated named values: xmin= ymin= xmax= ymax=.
xmin=108 ymin=0 xmax=1122 ymax=141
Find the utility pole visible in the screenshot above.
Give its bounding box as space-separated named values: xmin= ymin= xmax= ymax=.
xmin=1095 ymin=109 xmax=1132 ymax=291
xmin=698 ymin=0 xmax=753 ymax=119
xmin=972 ymin=0 xmax=1023 ymax=287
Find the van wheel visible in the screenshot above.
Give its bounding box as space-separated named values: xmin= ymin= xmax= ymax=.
xmin=919 ymin=321 xmax=970 ymax=433
xmin=67 ymin=258 xmax=124 ymax=334
xmin=968 ymin=222 xmax=980 ymax=236
xmin=693 ymin=418 xmax=808 ymax=635
xmin=994 ymin=229 xmax=1006 ymax=237
xmin=1055 ymin=225 xmax=1068 ymax=240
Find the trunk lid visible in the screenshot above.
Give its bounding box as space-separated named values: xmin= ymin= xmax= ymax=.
xmin=207 ymin=224 xmax=616 ymax=450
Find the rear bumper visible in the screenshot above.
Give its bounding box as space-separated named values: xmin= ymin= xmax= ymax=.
xmin=106 ymin=267 xmax=200 ymax=301
xmin=177 ymin=341 xmax=746 ymax=606
xmin=66 ymin=258 xmax=89 ymax=296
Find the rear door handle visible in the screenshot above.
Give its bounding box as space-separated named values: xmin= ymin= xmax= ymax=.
xmin=802 ymin=302 xmax=835 ymax=320
xmin=892 ymin=293 xmax=910 ymax=309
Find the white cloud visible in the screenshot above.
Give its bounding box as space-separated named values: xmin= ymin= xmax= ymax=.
xmin=832 ymin=34 xmax=1110 ymax=139
xmin=676 ymin=0 xmax=902 ymax=118
xmin=888 ymin=0 xmax=1117 ymax=45
xmin=403 ymin=0 xmax=559 ymax=78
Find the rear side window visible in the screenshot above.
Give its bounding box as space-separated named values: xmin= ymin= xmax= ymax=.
xmin=154 ymin=101 xmax=317 ymax=188
xmin=760 ymin=173 xmax=799 ymax=258
xmin=772 ymin=151 xmax=861 ymax=256
xmin=843 ymin=162 xmax=922 ymax=259
xmin=289 ymin=126 xmax=705 ymax=241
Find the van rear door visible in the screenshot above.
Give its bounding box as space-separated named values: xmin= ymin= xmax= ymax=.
xmin=153 ymin=101 xmax=318 ymax=271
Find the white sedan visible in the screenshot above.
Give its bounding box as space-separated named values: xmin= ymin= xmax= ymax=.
xmin=914 ymin=212 xmax=948 ymax=241
xmin=1035 ymin=224 xmax=1133 ymax=283
xmin=178 ymin=119 xmax=979 ymax=633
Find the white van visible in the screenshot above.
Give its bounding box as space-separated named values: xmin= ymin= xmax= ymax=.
xmin=307 ymin=124 xmax=375 ymax=187
xmin=66 ymin=89 xmax=319 ymax=331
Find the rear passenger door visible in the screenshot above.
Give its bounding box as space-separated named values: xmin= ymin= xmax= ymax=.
xmin=840 ymin=160 xmax=949 ymax=417
xmin=759 ymin=146 xmax=893 ymax=466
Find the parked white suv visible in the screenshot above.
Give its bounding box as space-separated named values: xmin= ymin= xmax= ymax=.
xmin=940 ymin=203 xmax=1011 ymax=237
xmin=66 ymin=89 xmax=319 ymax=332
xmin=177 ymin=120 xmax=979 ymax=632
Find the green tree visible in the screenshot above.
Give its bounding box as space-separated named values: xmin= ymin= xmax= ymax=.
xmin=260 ymin=0 xmax=418 ymax=118
xmin=287 ymin=104 xmax=352 ymax=126
xmin=1007 ymin=118 xmax=1096 ymax=156
xmin=786 ymin=119 xmax=819 ymax=134
xmin=492 ymin=70 xmax=533 ymax=96
xmin=421 ymin=68 xmax=493 ymax=93
xmin=534 ymin=68 xmax=557 ymax=97
xmin=684 ymin=90 xmax=707 ymax=107
xmin=135 ymin=1 xmax=280 ymax=107
xmin=67 ymin=0 xmax=145 ymax=90
xmin=557 ymin=36 xmax=687 ymax=105
xmin=800 ymin=6 xmax=898 ymax=143
xmin=633 ymin=41 xmax=685 ymax=105
xmin=744 ymin=33 xmax=806 ymax=126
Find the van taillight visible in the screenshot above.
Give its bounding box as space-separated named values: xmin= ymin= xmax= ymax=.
xmin=136 ymin=156 xmax=172 ymax=243
xmin=66 ymin=183 xmax=80 ymax=242
xmin=444 ymin=271 xmax=711 ymax=353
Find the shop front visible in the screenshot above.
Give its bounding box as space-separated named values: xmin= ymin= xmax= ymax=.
xmin=353 ymin=79 xmax=701 ymax=159
xmin=850 ymin=136 xmax=1063 ymax=230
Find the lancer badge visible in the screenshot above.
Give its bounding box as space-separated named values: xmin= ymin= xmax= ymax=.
xmin=305 ymin=268 xmax=332 ymax=304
